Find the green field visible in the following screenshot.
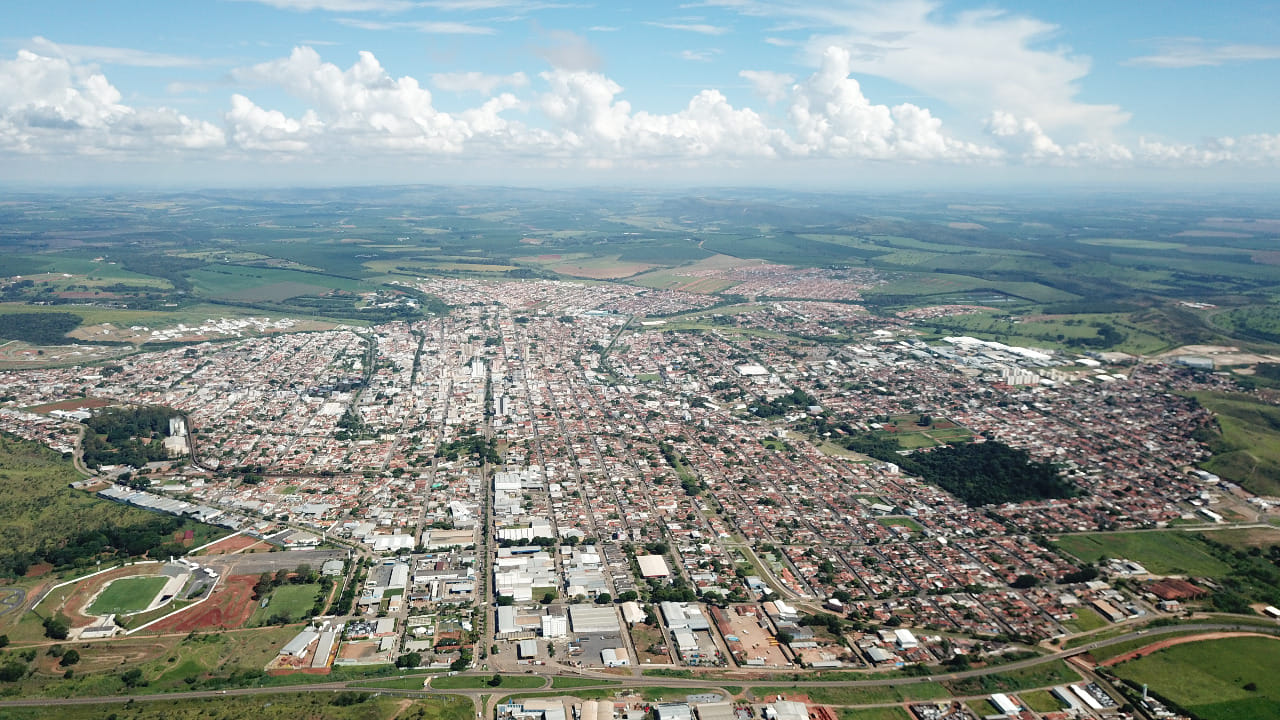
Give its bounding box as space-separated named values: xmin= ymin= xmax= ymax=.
xmin=1018 ymin=689 xmax=1066 ymax=713
xmin=1190 ymin=391 xmax=1280 ymax=496
xmin=758 ymin=683 xmax=950 ymax=705
xmin=1062 ymin=605 xmax=1109 ymax=633
xmin=1112 ymin=637 xmax=1280 ymax=720
xmin=943 ymin=660 xmax=1079 ymax=696
xmin=1054 ymin=531 xmax=1234 ymax=577
xmin=250 ymin=583 xmax=323 ymax=625
xmin=0 ymin=692 xmax=470 ymax=720
xmin=550 ymin=677 xmax=620 ymax=688
xmin=431 ymin=674 xmax=546 ymax=689
xmin=87 ymin=575 xmax=168 ymax=615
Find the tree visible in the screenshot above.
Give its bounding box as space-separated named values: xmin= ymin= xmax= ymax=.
xmin=1010 ymin=574 xmax=1039 ymax=589
xmin=775 ymin=631 xmax=794 ymax=645
xmin=395 ymin=652 xmax=421 ymax=669
xmin=59 ymin=649 xmax=80 ymax=667
xmin=42 ymin=616 xmax=69 ymax=640
xmin=488 ymin=674 xmax=504 ymax=687
xmin=594 ymin=593 xmax=612 ymax=604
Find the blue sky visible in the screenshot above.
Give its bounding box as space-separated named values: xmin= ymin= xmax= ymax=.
xmin=1 ymin=0 xmax=1278 ymax=188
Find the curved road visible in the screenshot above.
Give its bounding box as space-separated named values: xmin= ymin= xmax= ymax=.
xmin=1 ymin=622 xmax=1276 ymax=709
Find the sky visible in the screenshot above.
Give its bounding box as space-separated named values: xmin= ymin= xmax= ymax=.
xmin=1 ymin=0 xmax=1278 ymax=189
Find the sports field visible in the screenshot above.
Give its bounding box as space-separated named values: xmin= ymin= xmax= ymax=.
xmin=88 ymin=575 xmax=168 ymax=615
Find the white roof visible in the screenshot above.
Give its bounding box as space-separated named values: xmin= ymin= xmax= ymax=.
xmin=637 ymin=554 xmax=671 ymax=578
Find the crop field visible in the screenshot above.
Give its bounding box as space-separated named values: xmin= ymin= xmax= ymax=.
xmin=1054 ymin=531 xmax=1233 ymax=577
xmin=1199 ymin=527 xmax=1280 ymax=550
xmin=87 ymin=575 xmax=168 ymax=615
xmin=1112 ymin=637 xmax=1280 ymax=720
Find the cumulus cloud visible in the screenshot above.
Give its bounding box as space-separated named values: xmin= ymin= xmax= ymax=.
xmin=231 ymin=46 xmax=483 ymax=152
xmin=783 ymin=47 xmax=996 ymax=161
xmin=703 ymin=0 xmax=1130 ymax=140
xmin=432 ymin=71 xmax=529 ymax=94
xmin=0 ymin=48 xmax=223 ymax=154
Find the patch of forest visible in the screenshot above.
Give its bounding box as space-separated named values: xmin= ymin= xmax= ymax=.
xmin=81 ymin=405 xmax=183 ymax=469
xmin=842 ymin=433 xmax=1077 ymax=506
xmin=0 ymin=312 xmax=82 ymax=345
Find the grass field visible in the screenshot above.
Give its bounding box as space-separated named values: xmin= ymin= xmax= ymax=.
xmin=0 ymin=692 xmax=432 ymax=720
xmin=1062 ymin=605 xmax=1109 ymax=633
xmin=1111 ymin=637 xmax=1280 ymax=720
xmin=1189 ymin=391 xmax=1280 ymax=496
xmin=1018 ymin=689 xmax=1066 ymax=713
xmin=250 ymin=583 xmax=321 ymax=625
xmin=758 ymin=683 xmax=950 ymax=705
xmin=943 ymin=660 xmax=1079 ymax=696
xmin=550 ymin=677 xmax=620 ymax=688
xmin=1200 ymin=527 xmax=1280 ymax=550
xmin=432 ymin=674 xmax=545 ymax=689
xmin=87 ymin=575 xmax=168 ymax=615
xmin=0 ymin=435 xmax=197 ymax=582
xmin=1054 ymin=531 xmax=1234 ymax=577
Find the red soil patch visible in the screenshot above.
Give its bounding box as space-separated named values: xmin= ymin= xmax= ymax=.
xmin=146 ymin=574 xmax=259 ymax=632
xmin=26 ymin=397 xmax=113 ymax=413
xmin=197 ymin=533 xmax=260 ymax=555
xmin=1098 ymin=631 xmax=1278 ymax=667
xmin=24 ymin=563 xmax=53 ymax=578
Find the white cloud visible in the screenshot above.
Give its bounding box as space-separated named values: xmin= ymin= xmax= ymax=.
xmin=587 ymin=26 xmax=619 ymax=32
xmin=0 ymin=49 xmax=223 ymax=155
xmin=680 ymin=49 xmax=721 ymax=62
xmin=537 ymin=68 xmax=784 ymax=159
xmin=28 ymin=37 xmax=210 ymax=68
xmin=739 ymin=69 xmax=793 ymax=103
xmin=432 ymin=71 xmax=529 ymax=94
xmin=228 ymin=0 xmax=419 ymax=12
xmin=226 ymin=93 xmax=320 ymax=152
xmin=231 ymin=46 xmax=484 ymax=152
xmin=530 ymin=29 xmax=602 ymax=71
xmin=1128 ymin=39 xmax=1280 ymax=69
xmin=784 ymin=47 xmax=995 ymax=161
xmin=335 ymin=17 xmax=496 ymax=34
xmin=644 ymin=21 xmax=730 ymax=36
xmin=705 ymin=0 xmax=1130 ymax=141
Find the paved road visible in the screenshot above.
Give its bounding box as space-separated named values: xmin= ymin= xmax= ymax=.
xmin=2 ymin=622 xmax=1276 ymax=709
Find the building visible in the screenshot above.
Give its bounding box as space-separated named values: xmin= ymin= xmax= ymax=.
xmin=653 ymin=704 xmax=691 ymax=720
xmin=541 ymin=614 xmax=568 ymax=638
xmin=280 ymin=629 xmax=320 ymax=657
xmin=601 ymin=648 xmax=629 ymax=667
xmin=990 ymin=693 xmax=1020 ymax=715
xmin=620 ymin=601 xmax=646 ymax=625
xmin=518 ymin=639 xmax=538 ymax=659
xmin=569 ymin=605 xmax=620 ymax=634
xmin=637 ymin=554 xmax=671 ymax=579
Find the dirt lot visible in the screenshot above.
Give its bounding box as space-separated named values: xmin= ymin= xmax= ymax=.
xmin=146 ymin=574 xmax=259 ymax=632
xmin=25 ymin=397 xmax=114 ymax=413
xmin=197 ymin=533 xmax=269 ymax=555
